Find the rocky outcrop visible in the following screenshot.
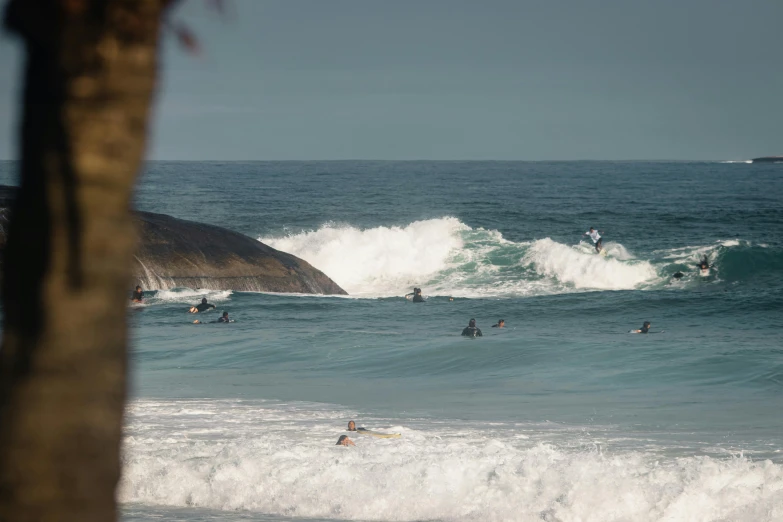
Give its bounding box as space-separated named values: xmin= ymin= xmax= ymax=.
xmin=0 ymin=185 xmax=346 ymax=294
xmin=751 ymin=156 xmax=783 ymax=163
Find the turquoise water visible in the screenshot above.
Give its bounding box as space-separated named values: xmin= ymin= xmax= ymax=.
xmin=3 ymin=160 xmax=783 ymax=521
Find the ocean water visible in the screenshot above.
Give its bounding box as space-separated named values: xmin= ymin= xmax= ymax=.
xmin=2 ymin=160 xmax=783 ymax=521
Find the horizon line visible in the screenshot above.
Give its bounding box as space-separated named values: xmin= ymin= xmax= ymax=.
xmin=0 ymin=158 xmax=759 ymax=163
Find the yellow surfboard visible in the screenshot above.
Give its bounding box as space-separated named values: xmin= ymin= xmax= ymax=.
xmin=356 ymin=428 xmax=401 ymax=439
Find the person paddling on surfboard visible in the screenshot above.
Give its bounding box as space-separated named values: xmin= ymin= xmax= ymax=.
xmin=697 ymin=255 xmax=712 ymax=271
xmin=189 ymin=297 xmax=216 ymax=314
xmin=131 ymin=286 xmax=144 ymax=303
xmin=631 ymin=321 xmax=652 ymax=334
xmin=347 ymin=420 xmax=402 ymax=438
xmin=584 ymin=227 xmax=603 ymax=253
xmin=131 ymin=285 xmax=144 ymax=303
xmin=192 ymin=312 xmax=234 ymax=324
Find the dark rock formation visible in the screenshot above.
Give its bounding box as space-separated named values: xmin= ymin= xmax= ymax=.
xmin=751 ymin=156 xmax=783 ymax=163
xmin=0 ymin=185 xmax=346 ymax=294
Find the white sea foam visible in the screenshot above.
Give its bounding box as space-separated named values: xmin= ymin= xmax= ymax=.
xmin=262 ymin=218 xmax=470 ymax=297
xmin=524 ymin=238 xmax=659 ymax=290
xmin=152 ymin=288 xmax=233 ymax=304
xmin=654 ymin=239 xmax=746 ymax=263
xmin=128 ymin=288 xmax=233 ymax=309
xmin=120 ymin=399 xmax=783 ymax=522
xmin=262 ymin=219 xmax=660 ymax=297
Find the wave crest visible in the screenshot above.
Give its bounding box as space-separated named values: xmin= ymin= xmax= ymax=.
xmin=525 ymin=238 xmax=658 ymax=290
xmin=262 ymin=218 xmax=775 ymax=298
xmin=262 ymin=218 xmax=469 ymax=296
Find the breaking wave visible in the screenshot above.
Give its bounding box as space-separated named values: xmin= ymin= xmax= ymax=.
xmin=120 ymin=399 xmax=783 ymax=522
xmin=262 ymin=218 xmax=775 ymax=298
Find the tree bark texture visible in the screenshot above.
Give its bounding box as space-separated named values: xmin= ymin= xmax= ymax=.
xmin=0 ymin=1 xmax=166 ymax=521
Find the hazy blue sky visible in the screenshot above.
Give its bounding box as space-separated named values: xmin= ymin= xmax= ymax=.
xmin=1 ymin=0 xmax=781 ymax=160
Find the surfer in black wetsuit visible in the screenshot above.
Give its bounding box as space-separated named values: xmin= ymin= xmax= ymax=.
xmin=492 ymin=319 xmax=505 ymax=328
xmin=631 ymin=321 xmax=651 ymax=334
xmin=193 ymin=311 xmax=232 ymax=324
xmin=405 ymin=287 xmax=425 ymax=302
xmin=672 ymin=272 xmax=684 ymax=279
xmin=347 ymin=420 xmax=374 ymax=432
xmin=461 ymin=318 xmax=482 ymax=337
xmin=189 ymin=297 xmax=216 ymax=314
xmin=131 ymin=285 xmax=144 ymax=303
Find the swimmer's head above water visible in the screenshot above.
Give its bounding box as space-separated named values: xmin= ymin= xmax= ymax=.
xmin=336 ymin=435 xmax=355 ymax=446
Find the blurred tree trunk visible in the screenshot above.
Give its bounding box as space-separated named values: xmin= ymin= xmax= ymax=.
xmin=0 ymin=1 xmax=169 ymax=521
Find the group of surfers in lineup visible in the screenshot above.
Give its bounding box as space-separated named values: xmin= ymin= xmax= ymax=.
xmin=407 ymin=224 xmax=717 ymax=337
xmin=131 ymin=288 xmax=233 ymax=323
xmin=409 ymin=286 xmax=653 ymax=336
xmin=583 ymin=226 xmax=713 ymax=334
xmin=129 ymin=225 xmax=714 ymax=335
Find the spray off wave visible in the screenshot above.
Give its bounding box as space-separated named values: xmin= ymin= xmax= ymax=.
xmin=262 ymin=218 xmax=663 ymax=297
xmin=526 ymin=238 xmax=657 ymax=290
xmin=263 ymin=218 xmax=468 ymax=297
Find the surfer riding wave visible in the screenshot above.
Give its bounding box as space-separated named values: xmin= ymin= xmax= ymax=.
xmin=584 ymin=227 xmax=603 ymax=253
